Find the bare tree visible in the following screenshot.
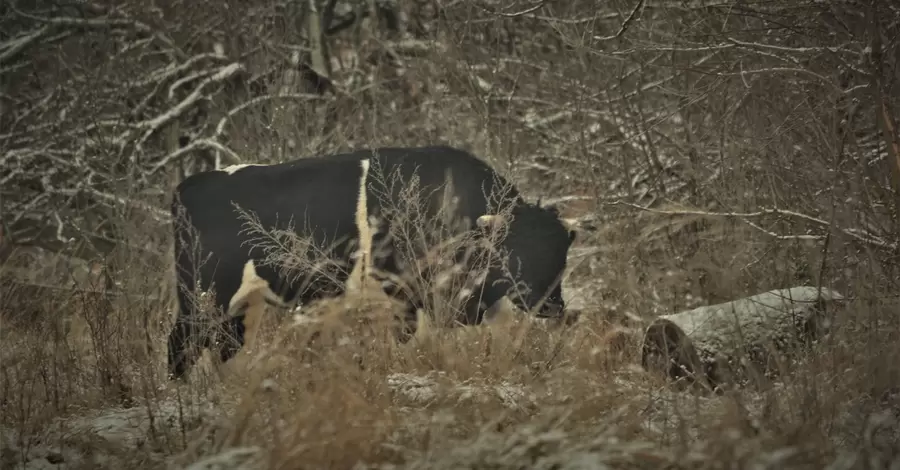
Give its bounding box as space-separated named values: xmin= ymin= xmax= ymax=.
xmin=0 ymin=0 xmax=406 ymax=265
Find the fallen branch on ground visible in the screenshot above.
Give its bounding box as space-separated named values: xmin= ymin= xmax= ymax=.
xmin=640 ymin=286 xmax=845 ymax=390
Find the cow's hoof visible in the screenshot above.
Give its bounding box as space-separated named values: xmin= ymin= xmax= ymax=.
xmin=217 ymin=341 xmax=242 ymax=365
xmin=167 ymin=369 xmax=188 ymax=382
xmin=167 ymin=360 xmax=187 ymax=381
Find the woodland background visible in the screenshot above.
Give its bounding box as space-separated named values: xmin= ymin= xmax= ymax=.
xmin=1 ymin=1 xmax=899 ymax=469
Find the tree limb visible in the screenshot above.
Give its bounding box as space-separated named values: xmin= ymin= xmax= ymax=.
xmin=0 ymin=26 xmax=50 ymax=64
xmin=133 ymin=63 xmax=243 ymax=148
xmin=866 ymin=1 xmax=900 ymax=207
xmin=593 ymin=0 xmax=645 ymax=42
xmin=606 ymin=200 xmax=895 ymax=250
xmin=477 ymin=0 xmax=546 ymax=18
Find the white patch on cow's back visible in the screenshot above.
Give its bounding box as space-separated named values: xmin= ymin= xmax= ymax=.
xmin=220 ymin=163 xmax=266 ymax=175
xmin=346 ymin=159 xmax=373 ymax=293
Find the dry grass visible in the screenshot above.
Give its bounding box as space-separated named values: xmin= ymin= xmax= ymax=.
xmin=3 ymin=2 xmax=900 ymax=468
xmin=3 ymin=163 xmax=899 ymax=469
xmin=2 ymin=211 xmax=899 ymax=470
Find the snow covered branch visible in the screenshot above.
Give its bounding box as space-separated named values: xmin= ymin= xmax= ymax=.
xmin=607 ymin=201 xmax=896 ymax=250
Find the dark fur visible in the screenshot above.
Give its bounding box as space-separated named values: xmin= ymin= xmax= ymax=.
xmin=167 ymin=146 xmax=576 ymax=379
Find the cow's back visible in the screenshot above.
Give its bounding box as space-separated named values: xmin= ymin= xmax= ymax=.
xmin=176 ymin=158 xmax=365 ymax=247
xmin=165 ymin=145 xmax=553 ymax=380
xmin=172 ymin=146 xmax=519 ymax=273
xmin=360 ymin=146 xmax=522 ymax=224
xmin=172 ymin=156 xmax=368 ymax=304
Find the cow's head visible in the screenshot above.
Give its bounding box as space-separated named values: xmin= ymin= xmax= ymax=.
xmin=476 ymin=203 xmax=577 ymax=319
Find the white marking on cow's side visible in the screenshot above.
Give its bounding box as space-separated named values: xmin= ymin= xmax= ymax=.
xmin=220 ymin=164 xmax=265 ymax=175
xmin=482 ymin=296 xmax=519 ymax=324
xmin=559 ymin=217 xmax=579 ymax=233
xmin=476 ymin=214 xmax=508 ymax=231
xmin=227 ymin=259 xmax=286 ymax=351
xmin=346 ymin=159 xmax=373 ymax=293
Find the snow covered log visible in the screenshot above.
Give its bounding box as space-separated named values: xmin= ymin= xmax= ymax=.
xmin=640 ymin=286 xmax=845 ymax=389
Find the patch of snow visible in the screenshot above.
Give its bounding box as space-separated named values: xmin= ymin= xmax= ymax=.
xmin=386 ymin=373 xmax=535 ymax=410
xmin=182 ymin=446 xmax=263 ymax=470
xmin=2 ymin=399 xmax=217 ymax=470
xmin=387 ymin=373 xmax=440 ymax=404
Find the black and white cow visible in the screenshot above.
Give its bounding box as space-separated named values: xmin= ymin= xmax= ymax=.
xmin=166 ymin=145 xmax=579 ymax=379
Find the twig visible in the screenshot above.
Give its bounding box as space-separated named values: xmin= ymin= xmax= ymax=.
xmin=0 ymin=278 xmax=161 ymax=301
xmin=8 ymin=3 xmax=152 ymax=33
xmin=214 ymin=93 xmax=324 ymax=139
xmin=606 ymin=200 xmax=896 ymax=250
xmin=717 ymin=67 xmax=840 ymax=91
xmin=593 ymin=0 xmax=646 ymax=41
xmin=132 ymin=52 xmax=227 ymax=89
xmin=724 ymin=37 xmax=860 ymax=56
xmin=148 ymin=138 xmax=243 ymax=175
xmin=740 ymin=219 xmax=824 ymax=242
xmin=54 ymin=188 xmax=171 ymax=223
xmin=133 ymin=63 xmax=243 ymax=147
xmin=866 ymin=3 xmax=900 ymax=204
xmin=477 ymin=0 xmax=546 ymax=18
xmin=540 ymin=195 xmax=595 ymax=206
xmin=0 ymin=26 xmax=49 ymax=64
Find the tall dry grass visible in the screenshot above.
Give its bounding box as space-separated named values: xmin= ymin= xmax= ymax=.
xmin=3 ymin=1 xmax=900 ymax=469
xmin=3 ymin=183 xmax=899 ymax=469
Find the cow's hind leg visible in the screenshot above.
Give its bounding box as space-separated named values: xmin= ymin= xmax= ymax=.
xmin=213 ymin=305 xmax=269 ymax=362
xmin=167 ymin=317 xmax=203 ymax=380
xmin=167 ymin=291 xmax=208 ymax=380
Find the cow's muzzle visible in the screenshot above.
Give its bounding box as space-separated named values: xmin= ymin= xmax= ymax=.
xmin=536 ymin=300 xmax=565 ymax=319
xmin=535 ymin=300 xmax=578 ymax=326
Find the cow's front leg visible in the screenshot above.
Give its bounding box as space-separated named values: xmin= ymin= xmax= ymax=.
xmin=461 ymin=279 xmax=509 ymax=326
xmin=240 ymin=298 xmax=267 ymax=353
xmin=213 ymin=314 xmax=246 ymax=365
xmin=395 ymin=300 xmax=420 ymax=343
xmin=215 ymin=282 xmax=271 ymax=361
xmin=375 ymin=278 xmax=421 ymax=343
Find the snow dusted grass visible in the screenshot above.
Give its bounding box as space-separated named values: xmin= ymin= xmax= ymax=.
xmin=2 ymin=210 xmax=899 ymax=470
xmin=2 ymin=277 xmax=899 ymax=470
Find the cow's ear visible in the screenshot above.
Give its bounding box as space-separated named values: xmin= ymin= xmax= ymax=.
xmin=560 ymin=217 xmax=579 ymax=242
xmin=476 ymin=214 xmax=505 ymax=231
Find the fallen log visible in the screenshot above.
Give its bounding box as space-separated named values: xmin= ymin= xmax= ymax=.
xmin=640 ymin=286 xmax=845 ymax=390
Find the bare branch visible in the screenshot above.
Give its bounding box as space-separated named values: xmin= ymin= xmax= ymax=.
xmin=593 ymin=0 xmax=646 ymax=42
xmin=52 ymin=188 xmax=170 ymax=224
xmin=606 ymin=201 xmax=895 ymax=250
xmin=214 ymin=93 xmax=325 ymax=138
xmin=866 ymin=1 xmax=900 ymax=206
xmin=725 ymin=37 xmax=861 ymax=56
xmin=718 ymin=67 xmax=840 ymax=91
xmin=0 ymin=26 xmax=50 ymax=64
xmin=478 ymin=0 xmax=547 ymax=18
xmin=147 ymin=138 xmax=243 ymax=176
xmin=740 ymin=219 xmax=825 ymax=242
xmin=133 ymin=52 xmax=227 ymax=89
xmin=133 ymin=63 xmax=243 ymax=147
xmin=7 ymin=214 xmax=119 ymax=260
xmin=9 ymin=4 xmax=152 ymax=33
